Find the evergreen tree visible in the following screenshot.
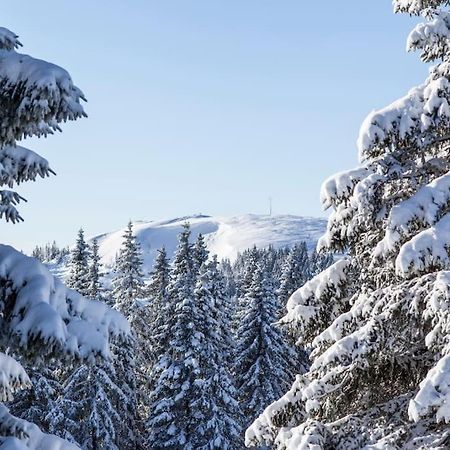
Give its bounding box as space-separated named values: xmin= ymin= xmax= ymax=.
xmin=67 ymin=228 xmax=90 ymax=297
xmin=47 ymin=362 xmax=129 ymax=450
xmin=193 ymin=256 xmax=242 ymax=449
xmin=9 ymin=367 xmax=62 ymax=434
xmin=112 ymin=221 xmax=147 ymax=447
xmin=193 ymin=232 xmax=209 ymax=274
xmin=235 ymin=262 xmax=296 ymax=427
xmin=247 ymin=2 xmax=450 ymax=447
xmin=147 ymin=247 xmax=171 ymax=366
xmin=0 ymin=25 xmax=129 ymax=449
xmin=148 ymin=223 xmax=204 ymax=449
xmin=277 ymin=242 xmax=310 ymax=309
xmin=49 ymin=231 xmax=131 ymax=450
xmin=112 ymin=221 xmax=145 ymax=312
xmin=219 ymin=258 xmax=237 ymax=299
xmin=88 ymin=238 xmax=103 ymax=300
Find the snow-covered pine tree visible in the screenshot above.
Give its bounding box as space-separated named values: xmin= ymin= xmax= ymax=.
xmin=0 ymin=26 xmax=129 ymax=449
xmin=112 ymin=221 xmax=145 ymax=313
xmin=9 ymin=367 xmax=62 ymax=434
xmin=147 ymin=247 xmax=171 ymax=367
xmin=247 ymin=2 xmax=450 ymax=448
xmin=235 ymin=262 xmax=296 ymax=429
xmin=88 ymin=238 xmax=103 ymax=300
xmin=147 ymin=223 xmax=206 ymax=449
xmin=277 ymin=242 xmax=310 ymax=309
xmin=193 ymin=232 xmax=209 ymax=274
xmin=47 ymin=362 xmax=128 ymax=450
xmin=219 ymin=258 xmax=237 ymax=299
xmin=191 ymin=255 xmax=242 ymax=449
xmin=67 ymin=228 xmax=90 ymax=297
xmin=111 ymin=221 xmax=148 ymax=447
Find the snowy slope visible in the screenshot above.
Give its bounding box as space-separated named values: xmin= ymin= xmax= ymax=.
xmin=91 ymin=214 xmax=326 ymax=274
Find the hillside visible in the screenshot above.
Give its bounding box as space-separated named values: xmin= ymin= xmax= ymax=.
xmin=45 ymin=214 xmax=327 ymax=281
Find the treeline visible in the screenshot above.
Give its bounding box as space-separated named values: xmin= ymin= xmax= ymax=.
xmin=17 ymin=223 xmax=332 ymax=449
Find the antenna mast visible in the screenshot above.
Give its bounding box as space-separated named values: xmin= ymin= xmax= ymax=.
xmin=269 ymin=197 xmax=272 ymax=216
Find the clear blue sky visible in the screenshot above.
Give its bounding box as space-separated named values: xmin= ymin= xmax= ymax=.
xmin=2 ymin=1 xmax=424 ymax=251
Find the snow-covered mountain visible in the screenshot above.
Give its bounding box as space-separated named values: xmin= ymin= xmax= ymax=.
xmin=90 ymin=214 xmax=326 ymax=273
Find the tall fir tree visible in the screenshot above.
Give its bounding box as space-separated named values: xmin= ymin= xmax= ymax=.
xmin=47 ymin=362 xmax=129 ymax=450
xmin=111 ymin=221 xmax=148 ymax=447
xmin=277 ymin=242 xmax=311 ymax=309
xmin=235 ymin=262 xmax=296 ymax=427
xmin=193 ymin=256 xmax=243 ymax=449
xmin=112 ymin=221 xmax=145 ymax=312
xmin=247 ymin=2 xmax=450 ymax=448
xmin=0 ymin=22 xmax=129 ymax=450
xmin=147 ymin=223 xmax=204 ymax=449
xmin=88 ymin=238 xmax=103 ymax=300
xmin=193 ymin=232 xmax=209 ymax=274
xmin=147 ymin=247 xmax=171 ymax=367
xmin=67 ymin=228 xmax=90 ymax=297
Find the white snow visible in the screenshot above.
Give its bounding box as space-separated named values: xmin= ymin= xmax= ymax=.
xmin=357 ymin=64 xmax=450 ymax=161
xmin=0 ymin=354 xmax=29 ymax=402
xmin=0 ymin=145 xmax=51 ymax=187
xmin=375 ymin=171 xmax=450 ymax=258
xmin=0 ymin=244 xmax=129 ymax=360
xmin=320 ymin=167 xmax=373 ymax=209
xmin=282 ymin=259 xmax=350 ymax=335
xmin=0 ymin=405 xmax=79 ymax=450
xmin=396 ymin=212 xmax=450 ymax=276
xmin=409 ymin=353 xmax=450 ymax=423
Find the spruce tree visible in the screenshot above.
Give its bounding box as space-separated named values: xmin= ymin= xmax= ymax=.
xmin=193 ymin=256 xmax=242 ymax=449
xmin=47 ymin=362 xmax=128 ymax=450
xmin=277 ymin=242 xmax=310 ymax=309
xmin=147 ymin=247 xmax=171 ymax=367
xmin=112 ymin=221 xmax=145 ymax=312
xmin=148 ymin=223 xmax=203 ymax=449
xmin=67 ymin=228 xmax=90 ymax=296
xmin=111 ymin=221 xmax=147 ymax=447
xmin=235 ymin=262 xmax=296 ymax=427
xmin=88 ymin=238 xmax=103 ymax=300
xmin=0 ymin=25 xmax=130 ymax=448
xmin=193 ymin=232 xmax=209 ymax=274
xmin=247 ymin=2 xmax=450 ymax=447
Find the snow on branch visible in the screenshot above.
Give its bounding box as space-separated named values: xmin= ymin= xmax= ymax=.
xmin=375 ymin=171 xmax=450 ymax=259
xmin=0 ymin=245 xmax=130 ymax=361
xmin=320 ymin=166 xmax=374 ymax=210
xmin=0 ymin=41 xmax=86 ymax=147
xmin=281 ymin=259 xmax=351 ymax=345
xmin=0 ymin=146 xmax=52 ymax=188
xmin=245 ymin=374 xmax=309 ymax=448
xmin=0 ymin=354 xmax=29 ymax=402
xmin=408 ymin=10 xmax=450 ymax=62
xmin=357 ymin=64 xmax=450 ymax=161
xmin=0 ymin=29 xmax=21 ymax=52
xmin=393 ymin=0 xmax=450 ymax=15
xmin=396 ymin=212 xmax=450 ymax=276
xmin=409 ymin=353 xmax=450 ymax=423
xmin=0 ymin=191 xmax=25 ymax=224
xmin=0 ymin=404 xmax=79 ymax=450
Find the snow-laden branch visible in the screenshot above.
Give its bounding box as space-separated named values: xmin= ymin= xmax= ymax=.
xmin=0 ymin=46 xmax=86 ymax=147
xmin=0 ymin=245 xmax=130 ymax=361
xmin=0 ymin=146 xmax=53 ymax=188
xmin=393 ymin=0 xmax=450 ymax=15
xmin=357 ymin=63 xmax=450 ymax=161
